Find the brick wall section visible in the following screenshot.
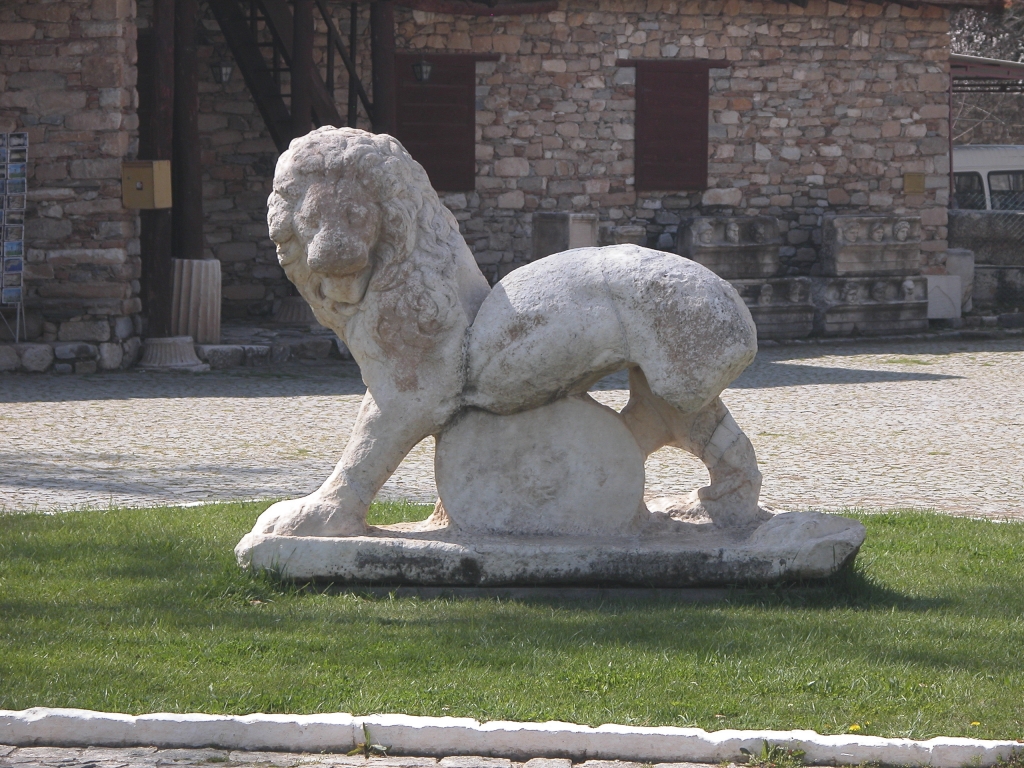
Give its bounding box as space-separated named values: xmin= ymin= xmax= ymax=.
xmin=0 ymin=0 xmax=143 ymax=354
xmin=397 ymin=0 xmax=952 ymax=280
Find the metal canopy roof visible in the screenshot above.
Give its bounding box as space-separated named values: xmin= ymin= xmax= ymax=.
xmin=952 ymin=53 xmax=1024 ymax=93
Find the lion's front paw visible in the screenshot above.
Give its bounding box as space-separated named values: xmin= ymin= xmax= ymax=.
xmin=254 ymin=494 xmax=368 ymax=537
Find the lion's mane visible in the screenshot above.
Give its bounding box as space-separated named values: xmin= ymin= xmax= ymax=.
xmin=268 ymin=127 xmax=464 ymax=354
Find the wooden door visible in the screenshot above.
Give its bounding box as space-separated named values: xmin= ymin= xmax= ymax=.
xmin=395 ymin=53 xmax=476 ymax=191
xmin=634 ymin=60 xmax=710 ymax=191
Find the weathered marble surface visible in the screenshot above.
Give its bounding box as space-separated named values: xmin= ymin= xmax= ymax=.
xmin=3 ymin=708 xmax=1022 ymax=766
xmin=237 ymin=510 xmax=864 ymax=586
xmin=236 ymin=128 xmax=864 ymax=585
xmin=435 ymin=396 xmax=646 ymax=537
xmin=820 ymin=215 xmax=922 ymax=277
xmin=678 ymin=216 xmax=782 ymax=280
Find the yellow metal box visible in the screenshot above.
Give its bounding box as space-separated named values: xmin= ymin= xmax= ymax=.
xmin=122 ymin=160 xmax=172 ymax=209
xmin=903 ymin=172 xmax=926 ymax=194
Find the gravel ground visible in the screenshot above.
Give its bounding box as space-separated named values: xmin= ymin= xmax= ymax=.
xmin=1 ymin=336 xmax=1022 ymax=519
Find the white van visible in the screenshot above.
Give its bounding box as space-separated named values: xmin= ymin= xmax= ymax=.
xmin=953 ymin=144 xmax=1024 ymax=210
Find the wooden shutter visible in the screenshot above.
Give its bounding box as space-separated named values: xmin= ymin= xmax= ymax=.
xmin=634 ymin=60 xmax=710 ymax=192
xmin=395 ymin=53 xmax=476 ymax=191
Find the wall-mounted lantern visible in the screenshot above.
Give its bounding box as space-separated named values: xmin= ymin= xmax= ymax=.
xmin=210 ymin=61 xmax=234 ymax=84
xmin=412 ymin=58 xmax=432 ymax=83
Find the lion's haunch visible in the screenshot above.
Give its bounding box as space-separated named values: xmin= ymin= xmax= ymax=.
xmin=463 ymin=247 xmax=757 ymax=417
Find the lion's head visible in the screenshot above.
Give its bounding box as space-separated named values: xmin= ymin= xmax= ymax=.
xmin=268 ymin=127 xmax=464 ymax=354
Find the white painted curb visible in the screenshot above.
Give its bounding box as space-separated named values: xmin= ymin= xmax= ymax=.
xmin=1 ymin=708 xmax=1022 ymax=767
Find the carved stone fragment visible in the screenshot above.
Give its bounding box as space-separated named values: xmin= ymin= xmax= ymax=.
xmin=821 ymin=215 xmax=922 ymax=277
xmin=678 ymin=216 xmax=782 ymax=279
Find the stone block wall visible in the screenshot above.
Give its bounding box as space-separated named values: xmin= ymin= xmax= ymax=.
xmin=2 ymin=0 xmax=956 ymax=334
xmin=173 ymin=0 xmax=956 ymax=297
xmin=141 ymin=0 xmax=954 ymax=313
xmin=0 ymin=0 xmax=143 ymax=365
xmin=398 ymin=0 xmax=952 ymax=280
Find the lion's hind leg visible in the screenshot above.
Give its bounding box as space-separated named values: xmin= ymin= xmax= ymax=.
xmin=620 ymin=367 xmax=767 ymax=529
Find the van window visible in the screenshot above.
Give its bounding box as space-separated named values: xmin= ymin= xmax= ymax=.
xmin=954 ymin=172 xmax=987 ymax=210
xmin=988 ymin=171 xmax=1024 ymax=210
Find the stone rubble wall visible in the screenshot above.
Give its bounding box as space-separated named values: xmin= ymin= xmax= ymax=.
xmin=2 ymin=0 xmax=955 ymax=337
xmin=0 ymin=0 xmax=143 ymax=358
xmin=400 ymin=0 xmax=952 ymax=281
xmin=156 ymin=0 xmax=955 ymax=314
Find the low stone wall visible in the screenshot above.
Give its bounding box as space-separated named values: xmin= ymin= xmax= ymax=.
xmin=0 ymin=334 xmax=141 ymax=374
xmin=0 ymin=0 xmax=143 ymax=348
xmin=2 ymin=708 xmax=1023 ymax=766
xmin=974 ymin=265 xmax=1024 ymax=312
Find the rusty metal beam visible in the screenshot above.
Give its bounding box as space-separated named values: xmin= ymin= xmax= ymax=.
xmin=259 ymin=0 xmax=343 ymax=129
xmin=951 ymin=53 xmax=1024 ymax=80
xmin=348 ymin=2 xmax=359 ymax=125
xmin=314 ymin=0 xmax=374 ymax=119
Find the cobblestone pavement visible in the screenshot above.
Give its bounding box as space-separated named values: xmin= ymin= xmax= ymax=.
xmin=2 ymin=336 xmax=1022 ymax=519
xmin=0 ymin=749 xmax=737 ymax=768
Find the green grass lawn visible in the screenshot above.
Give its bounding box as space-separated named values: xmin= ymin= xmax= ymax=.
xmin=1 ymin=502 xmax=1022 ymax=740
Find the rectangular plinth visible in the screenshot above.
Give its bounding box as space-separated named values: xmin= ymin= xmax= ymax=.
xmin=236 ymin=512 xmax=865 ymax=587
xmin=822 ymin=301 xmax=929 ymax=336
xmin=747 ymin=303 xmax=815 ymax=340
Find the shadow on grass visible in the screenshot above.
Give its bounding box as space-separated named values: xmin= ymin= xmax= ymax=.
xmin=275 ymin=558 xmax=946 ymax=617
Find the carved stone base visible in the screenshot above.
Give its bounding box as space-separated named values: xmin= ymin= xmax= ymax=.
xmin=678 ymin=216 xmax=782 ymax=280
xmin=435 ymin=397 xmax=646 ymax=537
xmin=821 ymin=215 xmax=922 ymax=277
xmin=171 ymin=259 xmax=221 ymax=344
xmin=731 ymin=278 xmax=815 ymax=340
xmin=137 ymin=336 xmax=209 ymax=371
xmin=731 ymin=276 xmax=928 ymax=339
xmin=235 ymin=510 xmax=866 ymax=586
xmin=272 ymin=295 xmax=320 ymax=325
xmin=821 ymin=302 xmax=929 ymax=336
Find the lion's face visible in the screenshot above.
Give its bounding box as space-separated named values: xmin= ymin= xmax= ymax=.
xmin=272 ymin=175 xmax=384 ymax=306
xmin=267 ymin=127 xmax=465 ymax=353
xmin=293 ymin=181 xmax=381 ymax=276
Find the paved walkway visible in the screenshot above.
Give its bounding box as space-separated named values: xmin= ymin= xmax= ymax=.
xmin=2 ymin=336 xmax=1023 ymax=519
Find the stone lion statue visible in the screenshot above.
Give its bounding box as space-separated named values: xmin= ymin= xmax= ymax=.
xmin=253 ymin=127 xmax=765 ymax=538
